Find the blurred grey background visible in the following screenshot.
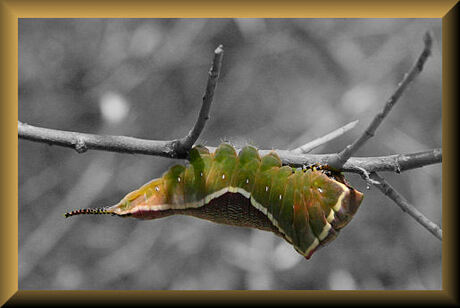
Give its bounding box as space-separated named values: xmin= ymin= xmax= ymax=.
xmin=19 ymin=19 xmax=441 ymax=290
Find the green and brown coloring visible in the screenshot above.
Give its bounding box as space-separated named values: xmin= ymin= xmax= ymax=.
xmin=65 ymin=143 xmax=364 ymax=259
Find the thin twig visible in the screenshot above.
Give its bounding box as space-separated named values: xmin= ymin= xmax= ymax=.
xmin=369 ymin=172 xmax=442 ymax=241
xmin=291 ymin=120 xmax=359 ymax=154
xmin=176 ymin=45 xmax=224 ymax=154
xmin=18 ymin=121 xmax=441 ymax=174
xmin=355 ymin=166 xmax=381 ymax=186
xmin=328 ymin=32 xmax=433 ymax=170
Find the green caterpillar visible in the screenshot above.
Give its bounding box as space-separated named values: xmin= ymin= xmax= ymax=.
xmin=65 ymin=143 xmax=364 ymax=259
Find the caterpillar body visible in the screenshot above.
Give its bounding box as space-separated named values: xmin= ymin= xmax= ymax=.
xmin=65 ymin=143 xmax=364 ymax=259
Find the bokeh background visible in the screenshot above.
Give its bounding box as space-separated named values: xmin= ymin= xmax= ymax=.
xmin=19 ymin=19 xmax=441 ymax=290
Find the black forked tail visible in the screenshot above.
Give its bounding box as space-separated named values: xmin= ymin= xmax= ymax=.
xmin=64 ymin=207 xmax=114 ymax=218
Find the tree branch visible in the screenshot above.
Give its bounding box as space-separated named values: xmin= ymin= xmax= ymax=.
xmin=369 ymin=172 xmax=442 ymax=241
xmin=328 ymin=31 xmax=433 ymax=169
xmin=19 ymin=121 xmax=441 ymax=174
xmin=18 ymin=121 xmax=185 ymax=158
xmin=259 ymin=148 xmax=441 ymax=173
xmin=19 ymin=45 xmax=224 ymax=160
xmin=291 ymin=120 xmax=359 ymax=154
xmin=176 ymin=45 xmax=224 ymax=154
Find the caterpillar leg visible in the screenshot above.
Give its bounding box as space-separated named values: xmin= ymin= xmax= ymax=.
xmin=302 ymin=163 xmax=329 ymax=172
xmin=302 ymin=163 xmax=339 ymax=180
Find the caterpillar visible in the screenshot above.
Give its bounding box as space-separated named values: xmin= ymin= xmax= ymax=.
xmin=65 ymin=143 xmax=364 ymax=259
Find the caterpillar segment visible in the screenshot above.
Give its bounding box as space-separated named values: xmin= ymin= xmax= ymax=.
xmin=65 ymin=143 xmax=364 ymax=259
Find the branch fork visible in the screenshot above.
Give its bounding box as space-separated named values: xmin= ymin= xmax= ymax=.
xmin=323 ymin=31 xmax=441 ymax=240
